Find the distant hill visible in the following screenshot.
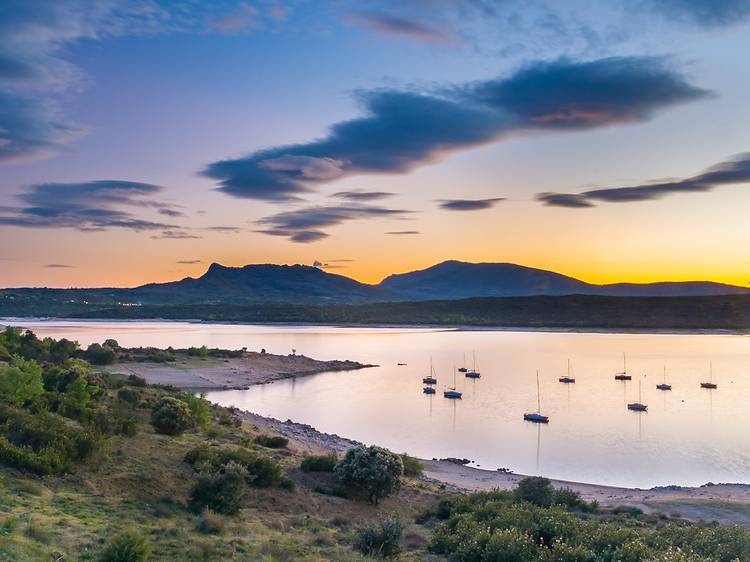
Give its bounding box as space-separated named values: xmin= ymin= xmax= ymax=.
xmin=130 ymin=263 xmax=381 ymax=304
xmin=1 ymin=261 xmax=748 ymax=310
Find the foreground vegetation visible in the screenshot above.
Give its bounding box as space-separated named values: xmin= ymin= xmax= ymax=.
xmin=2 ymin=327 xmax=750 ymax=560
xmin=4 ymin=292 xmax=750 ymax=330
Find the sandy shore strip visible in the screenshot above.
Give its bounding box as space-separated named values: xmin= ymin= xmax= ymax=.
xmin=106 ymin=351 xmax=373 ymax=390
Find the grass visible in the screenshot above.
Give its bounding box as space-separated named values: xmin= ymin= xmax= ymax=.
xmin=0 ymin=382 xmax=441 ymax=561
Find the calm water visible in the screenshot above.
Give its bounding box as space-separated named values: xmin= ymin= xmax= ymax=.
xmin=10 ymin=319 xmax=750 ymax=488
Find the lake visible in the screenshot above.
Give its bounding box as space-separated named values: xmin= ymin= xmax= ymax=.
xmin=10 ymin=319 xmax=750 ymax=488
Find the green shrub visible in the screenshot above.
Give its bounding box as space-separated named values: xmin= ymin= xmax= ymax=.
xmin=552 ymin=487 xmax=595 ymax=512
xmin=400 ymin=453 xmax=423 ymax=477
xmin=354 ymin=517 xmax=403 ymax=558
xmin=334 ymin=445 xmax=403 ymax=504
xmin=150 ymin=396 xmax=194 ymax=436
xmin=0 ymin=405 xmax=105 ymax=474
xmin=127 ymin=374 xmax=147 ymax=387
xmin=183 ymin=393 xmax=211 ymax=430
xmin=188 ymin=461 xmax=248 ymax=515
xmin=0 ymin=355 xmax=44 ymax=407
xmin=254 ymin=434 xmax=288 ymax=448
xmin=184 ymin=445 xmax=282 ymax=487
xmin=84 ymin=343 xmax=116 ymax=365
xmin=483 ymin=527 xmax=537 ymax=561
xmin=301 ymin=454 xmax=338 ymax=473
xmin=516 ymin=476 xmax=554 ymax=507
xmin=99 ymin=531 xmax=151 ymax=562
xmin=117 ymin=387 xmax=140 ymax=404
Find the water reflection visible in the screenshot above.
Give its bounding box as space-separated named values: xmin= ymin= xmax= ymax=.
xmin=14 ymin=319 xmax=750 ymax=488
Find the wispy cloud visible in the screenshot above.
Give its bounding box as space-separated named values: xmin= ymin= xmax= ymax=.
xmin=176 ymin=259 xmax=202 ymax=265
xmin=0 ymin=180 xmax=181 ymax=231
xmin=151 ymin=230 xmax=202 ymax=240
xmin=637 ymin=0 xmax=750 ymax=27
xmin=204 ymin=226 xmax=241 ymax=232
xmin=438 ymin=198 xmax=505 ymax=211
xmin=347 ymin=11 xmax=458 ymax=44
xmin=202 ymin=57 xmax=708 ymax=201
xmin=209 ymin=3 xmax=260 ymax=33
xmin=537 ymin=152 xmax=750 ymax=208
xmin=43 ymin=263 xmax=74 ymax=268
xmin=256 ymin=204 xmax=413 ymax=242
xmin=332 ymin=190 xmax=395 ymax=201
xmin=386 ymin=230 xmax=420 ymax=235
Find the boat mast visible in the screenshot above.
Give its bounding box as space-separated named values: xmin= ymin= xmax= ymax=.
xmin=623 ymin=352 xmax=627 ymax=375
xmin=567 ymin=359 xmax=571 ymax=378
xmin=536 ymin=370 xmax=541 ymax=413
xmin=710 ymin=360 xmax=713 ymax=383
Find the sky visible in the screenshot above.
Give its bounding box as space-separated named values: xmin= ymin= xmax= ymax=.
xmin=1 ymin=0 xmax=750 ymax=288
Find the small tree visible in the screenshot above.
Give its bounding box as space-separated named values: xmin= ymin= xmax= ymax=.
xmin=188 ymin=460 xmax=248 ymax=515
xmin=150 ymin=396 xmax=194 ymax=436
xmin=0 ymin=355 xmax=44 ymax=406
xmin=334 ymin=445 xmax=403 ymax=504
xmin=515 ymin=476 xmax=554 ymax=507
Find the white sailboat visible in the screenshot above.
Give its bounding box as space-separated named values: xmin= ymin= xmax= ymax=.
xmin=524 ymin=371 xmax=549 ymax=423
xmin=465 ymin=351 xmax=480 ymax=379
xmin=559 ymin=359 xmax=575 ymax=384
xmin=615 ymin=352 xmax=632 ymax=381
xmin=656 ymin=365 xmax=671 ymax=391
xmin=422 ymin=356 xmax=437 ymax=385
xmin=627 ymin=378 xmax=648 ymax=411
xmin=444 ymin=366 xmax=462 ymax=399
xmin=701 ymin=360 xmax=717 ymax=389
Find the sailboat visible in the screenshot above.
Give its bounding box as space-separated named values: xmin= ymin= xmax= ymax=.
xmin=422 ymin=357 xmax=437 ymax=385
xmin=656 ymin=365 xmax=671 ymax=391
xmin=458 ymin=353 xmax=468 ymax=373
xmin=614 ymin=352 xmax=632 ymax=381
xmin=465 ymin=351 xmax=481 ymax=379
xmin=627 ymin=378 xmax=648 ymax=411
xmin=559 ymin=359 xmax=576 ymax=384
xmin=700 ymin=361 xmax=718 ymax=389
xmin=443 ymin=366 xmax=462 ymax=399
xmin=524 ymin=370 xmax=549 ymax=423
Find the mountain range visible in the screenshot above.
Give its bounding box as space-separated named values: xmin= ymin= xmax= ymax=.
xmin=4 ymin=260 xmax=748 ymax=306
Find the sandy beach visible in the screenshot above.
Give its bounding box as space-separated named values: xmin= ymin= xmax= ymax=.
xmin=106 ymin=351 xmax=373 ymax=390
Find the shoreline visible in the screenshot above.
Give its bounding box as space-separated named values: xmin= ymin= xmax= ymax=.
xmin=6 ymin=316 xmax=750 ymax=336
xmin=235 ymin=408 xmax=750 ymax=525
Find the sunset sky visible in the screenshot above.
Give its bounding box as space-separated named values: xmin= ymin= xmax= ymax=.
xmin=2 ymin=0 xmax=750 ymax=288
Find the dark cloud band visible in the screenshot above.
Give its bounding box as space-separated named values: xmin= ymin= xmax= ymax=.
xmin=202 ymin=56 xmax=709 ymax=201
xmin=537 ymin=152 xmax=750 ymax=208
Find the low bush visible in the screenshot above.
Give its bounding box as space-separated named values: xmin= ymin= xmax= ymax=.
xmin=301 ymin=454 xmax=338 ymax=473
xmin=254 ymin=434 xmax=288 ymax=448
xmin=515 ymin=476 xmax=554 ymax=507
xmin=184 ymin=444 xmax=282 ymax=487
xmin=84 ymin=343 xmax=116 ymax=365
xmin=188 ymin=461 xmax=248 ymax=515
xmin=354 ymin=517 xmax=403 ymax=558
xmin=400 ymin=453 xmax=424 ymax=477
xmin=99 ymin=531 xmax=151 ymax=562
xmin=0 ymin=405 xmax=104 ymax=474
xmin=150 ymin=396 xmax=194 ymax=436
xmin=126 ymin=374 xmax=147 ymax=387
xmin=335 ymin=445 xmax=403 ymax=504
xmin=116 ymin=387 xmax=140 ymax=404
xmin=183 ymin=393 xmax=211 ymax=430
